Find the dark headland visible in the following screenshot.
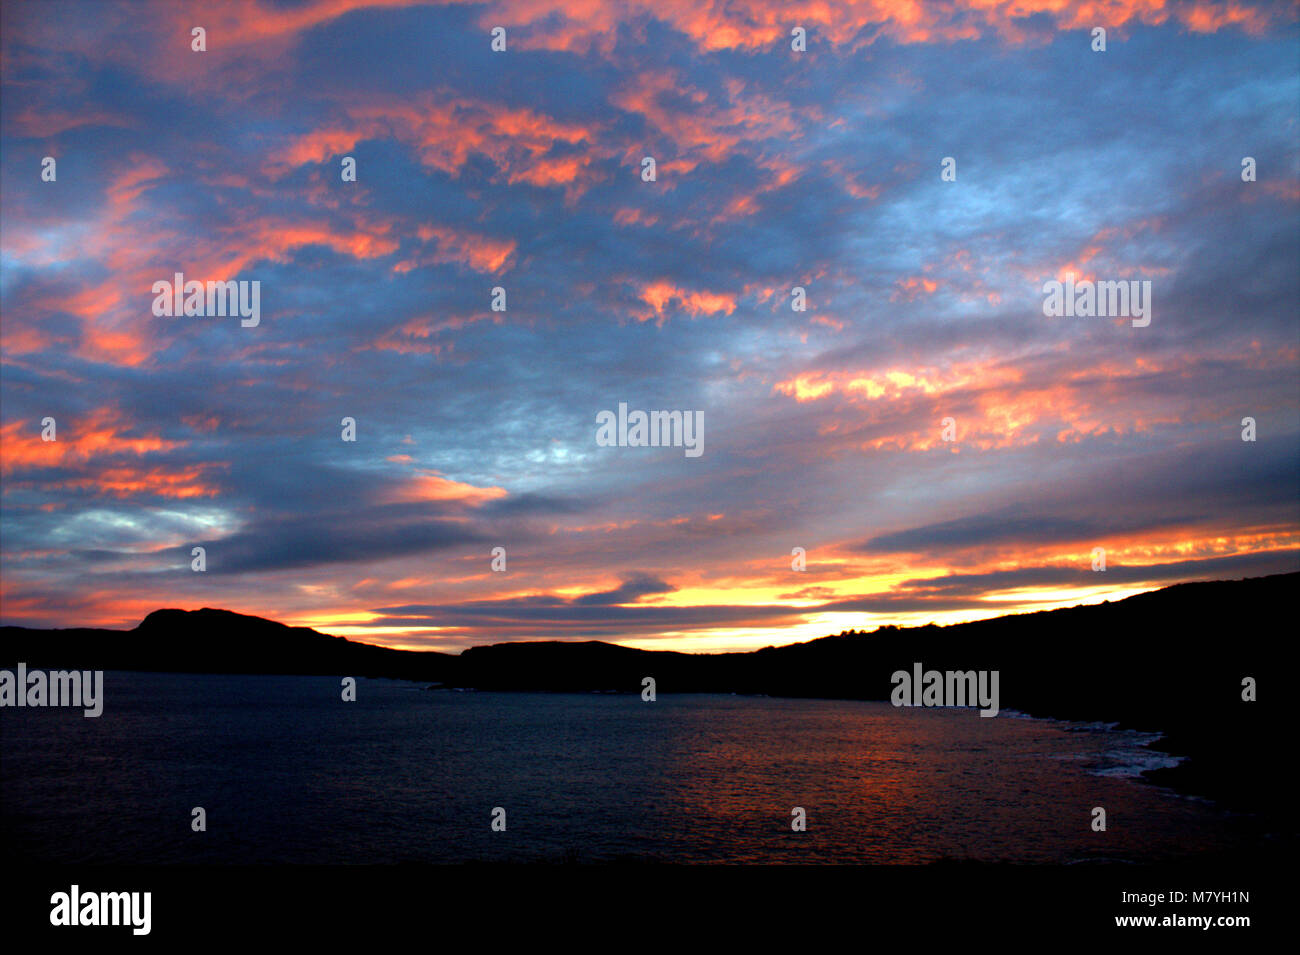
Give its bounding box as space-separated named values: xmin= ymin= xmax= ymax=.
xmin=3 ymin=572 xmax=1294 ymax=822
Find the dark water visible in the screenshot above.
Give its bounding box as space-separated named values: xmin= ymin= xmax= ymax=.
xmin=0 ymin=672 xmax=1266 ymax=864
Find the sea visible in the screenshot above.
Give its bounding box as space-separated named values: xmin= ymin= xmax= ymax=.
xmin=0 ymin=671 xmax=1267 ymax=864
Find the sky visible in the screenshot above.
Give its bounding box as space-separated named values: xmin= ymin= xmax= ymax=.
xmin=1 ymin=0 xmax=1297 ymax=652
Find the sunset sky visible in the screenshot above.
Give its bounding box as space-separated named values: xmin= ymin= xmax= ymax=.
xmin=1 ymin=0 xmax=1297 ymax=652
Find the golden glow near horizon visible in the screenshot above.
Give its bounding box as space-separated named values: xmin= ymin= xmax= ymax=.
xmin=281 ymin=535 xmax=1300 ymax=653
xmin=290 ymin=582 xmax=1167 ymax=655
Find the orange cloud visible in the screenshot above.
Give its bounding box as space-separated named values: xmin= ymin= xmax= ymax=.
xmin=272 ymin=93 xmax=604 ymax=198
xmin=893 ymin=276 xmax=939 ymax=301
xmin=367 ymin=310 xmax=500 ymax=354
xmin=49 ymin=464 xmax=224 ymax=500
xmin=774 ymin=361 xmax=1024 ymax=405
xmin=7 ymin=108 xmax=136 ymax=137
xmin=612 ymin=70 xmax=807 ymax=171
xmin=379 ymin=471 xmax=508 ymax=506
xmin=413 ymin=225 xmax=516 ymax=274
xmin=614 ymin=207 xmax=660 ymax=227
xmin=638 ymin=280 xmax=737 ymax=323
xmin=0 ymin=409 xmax=186 ymax=475
xmin=480 ymin=0 xmax=1289 ymax=58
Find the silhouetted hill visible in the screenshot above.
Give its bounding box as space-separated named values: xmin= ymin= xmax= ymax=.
xmin=1 ymin=607 xmax=455 ymax=681
xmin=3 ymin=573 xmax=1295 ymax=816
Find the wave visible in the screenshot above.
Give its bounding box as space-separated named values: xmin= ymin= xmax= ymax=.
xmin=1001 ymin=710 xmax=1185 ymax=779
